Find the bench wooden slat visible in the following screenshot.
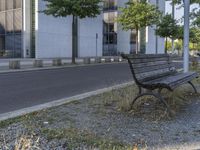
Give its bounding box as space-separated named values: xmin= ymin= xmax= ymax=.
xmin=134 ymin=63 xmax=174 ymax=74
xmin=143 ymin=72 xmax=199 ymax=89
xmin=123 ymin=54 xmax=169 ymax=59
xmin=137 ymin=69 xmax=176 ymax=82
xmin=133 ymin=61 xmax=170 ymax=69
xmin=130 ymin=57 xmax=169 ymax=64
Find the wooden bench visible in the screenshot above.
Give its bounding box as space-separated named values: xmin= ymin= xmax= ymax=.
xmin=122 ymin=54 xmax=199 ymax=112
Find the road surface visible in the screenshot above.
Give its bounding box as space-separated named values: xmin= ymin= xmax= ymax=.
xmin=0 ymin=63 xmax=132 ymax=114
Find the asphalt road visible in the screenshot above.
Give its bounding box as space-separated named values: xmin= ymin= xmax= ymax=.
xmin=0 ymin=63 xmax=132 ymax=114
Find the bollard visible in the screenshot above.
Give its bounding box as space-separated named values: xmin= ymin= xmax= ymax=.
xmin=9 ymin=60 xmax=20 ymax=69
xmin=33 ymin=60 xmax=43 ymax=68
xmin=101 ymin=58 xmax=106 ymax=63
xmin=105 ymin=57 xmax=111 ymax=63
xmin=53 ymin=59 xmax=62 ymax=66
xmin=95 ymin=57 xmax=101 ymax=63
xmin=83 ymin=57 xmax=91 ymax=64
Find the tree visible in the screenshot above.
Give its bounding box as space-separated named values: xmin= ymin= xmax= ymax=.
xmin=191 ymin=9 xmax=200 ymax=27
xmin=175 ymin=25 xmax=184 ymax=40
xmin=117 ymin=1 xmax=160 ymax=54
xmin=190 ymin=27 xmax=200 ymax=50
xmin=43 ymin=0 xmax=101 ymax=64
xmin=155 ymin=14 xmax=179 ymax=53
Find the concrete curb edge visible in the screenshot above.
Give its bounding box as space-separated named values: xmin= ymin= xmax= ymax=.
xmin=0 ymin=62 xmax=127 ymax=74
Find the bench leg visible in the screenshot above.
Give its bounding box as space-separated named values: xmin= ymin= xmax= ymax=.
xmin=188 ymin=81 xmax=198 ymax=93
xmin=138 ymin=86 xmax=142 ymax=94
xmin=130 ymin=92 xmax=171 ymax=114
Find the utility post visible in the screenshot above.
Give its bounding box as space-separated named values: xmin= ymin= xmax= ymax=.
xmin=96 ymin=33 xmax=98 ymax=57
xmin=171 ymin=0 xmax=175 ymax=53
xmin=183 ymin=0 xmax=190 ymax=72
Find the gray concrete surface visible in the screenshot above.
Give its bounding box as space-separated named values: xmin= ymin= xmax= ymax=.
xmin=0 ymin=63 xmax=132 ymax=114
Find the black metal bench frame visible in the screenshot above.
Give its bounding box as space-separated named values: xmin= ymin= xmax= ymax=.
xmin=122 ymin=54 xmax=199 ymax=113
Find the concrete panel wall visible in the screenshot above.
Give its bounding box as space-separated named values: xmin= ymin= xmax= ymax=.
xmin=23 ymin=0 xmax=31 ymax=58
xmin=117 ymin=0 xmax=131 ymax=54
xmin=35 ymin=0 xmax=103 ymax=59
xmin=146 ymin=0 xmax=165 ymax=54
xmin=78 ymin=15 xmax=103 ymax=57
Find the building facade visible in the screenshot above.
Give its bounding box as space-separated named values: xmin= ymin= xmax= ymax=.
xmin=0 ymin=0 xmax=165 ymax=59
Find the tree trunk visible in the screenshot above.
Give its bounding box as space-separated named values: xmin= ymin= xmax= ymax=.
xmin=193 ymin=43 xmax=195 ymax=50
xmin=72 ymin=16 xmax=78 ymax=64
xmin=182 ymin=39 xmax=184 ymax=57
xmin=136 ymin=29 xmax=139 ymax=54
xmin=165 ymin=37 xmax=168 ymax=54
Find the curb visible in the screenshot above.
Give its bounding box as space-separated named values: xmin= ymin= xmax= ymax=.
xmin=0 ymin=81 xmax=134 ymax=122
xmin=0 ymin=62 xmax=127 ymax=74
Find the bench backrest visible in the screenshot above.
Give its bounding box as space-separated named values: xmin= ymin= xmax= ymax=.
xmin=122 ymin=54 xmax=176 ymax=85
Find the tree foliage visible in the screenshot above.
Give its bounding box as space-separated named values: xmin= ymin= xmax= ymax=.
xmin=43 ymin=0 xmax=101 ymax=18
xmin=191 ymin=9 xmax=200 ymax=27
xmin=117 ymin=0 xmax=161 ymax=53
xmin=117 ymin=1 xmax=160 ymax=31
xmin=190 ymin=27 xmax=200 ymax=44
xmin=155 ymin=14 xmax=179 ymax=53
xmin=155 ymin=14 xmax=179 ymax=39
xmin=175 ymin=25 xmax=184 ymax=40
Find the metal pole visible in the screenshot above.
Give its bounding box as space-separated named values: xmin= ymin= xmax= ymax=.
xmin=96 ymin=33 xmax=98 ymax=57
xmin=183 ymin=0 xmax=190 ymax=72
xmin=171 ymin=0 xmax=175 ymax=53
xmin=155 ymin=0 xmax=159 ymax=54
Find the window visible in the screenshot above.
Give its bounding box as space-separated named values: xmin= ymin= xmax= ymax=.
xmin=6 ymin=11 xmax=14 ymax=33
xmin=0 ymin=12 xmax=5 ymax=34
xmin=104 ymin=0 xmax=117 ymax=11
xmin=0 ymin=0 xmax=22 ymax=58
xmin=6 ymin=0 xmax=14 ymax=10
xmin=14 ymin=9 xmax=22 ymax=33
xmin=0 ymin=0 xmax=5 ymax=11
xmin=14 ymin=0 xmax=22 ymax=9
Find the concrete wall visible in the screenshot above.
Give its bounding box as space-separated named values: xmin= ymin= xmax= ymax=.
xmin=78 ymin=15 xmax=103 ymax=57
xmin=117 ymin=0 xmax=131 ymax=54
xmin=23 ymin=0 xmax=31 ymax=58
xmin=35 ymin=0 xmax=103 ymax=59
xmin=30 ymin=0 xmax=165 ymax=58
xmin=146 ymin=0 xmax=165 ymax=54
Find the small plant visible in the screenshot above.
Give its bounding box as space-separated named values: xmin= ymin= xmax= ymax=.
xmin=14 ymin=135 xmax=40 ymax=150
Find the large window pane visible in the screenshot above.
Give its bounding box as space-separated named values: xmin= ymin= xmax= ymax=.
xmin=0 ymin=0 xmax=5 ymax=11
xmin=14 ymin=9 xmax=22 ymax=33
xmin=0 ymin=35 xmax=5 ymax=50
xmin=6 ymin=11 xmax=13 ymax=33
xmin=6 ymin=0 xmax=14 ymax=10
xmin=0 ymin=12 xmax=5 ymax=34
xmin=0 ymin=35 xmax=5 ymax=56
xmin=14 ymin=0 xmax=22 ymax=9
xmin=5 ymin=35 xmax=14 ymax=50
xmin=0 ymin=0 xmax=22 ymax=58
xmin=14 ymin=34 xmax=21 ymax=57
xmin=14 ymin=34 xmax=21 ymax=50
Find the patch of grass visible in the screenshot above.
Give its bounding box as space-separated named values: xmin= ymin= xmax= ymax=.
xmin=89 ymin=81 xmax=199 ymax=120
xmin=0 ymin=117 xmax=22 ymax=128
xmin=0 ymin=111 xmax=41 ymax=128
xmin=41 ymin=127 xmax=132 ymax=150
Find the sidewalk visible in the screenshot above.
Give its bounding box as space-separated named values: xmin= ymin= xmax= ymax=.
xmin=0 ymin=57 xmax=123 ymax=73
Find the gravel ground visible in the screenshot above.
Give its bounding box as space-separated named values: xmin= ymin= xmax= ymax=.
xmin=0 ymin=84 xmax=200 ymax=150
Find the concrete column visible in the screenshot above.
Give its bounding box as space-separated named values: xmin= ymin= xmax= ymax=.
xmin=183 ymin=0 xmax=190 ymax=72
xmin=22 ymin=0 xmax=31 ymax=58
